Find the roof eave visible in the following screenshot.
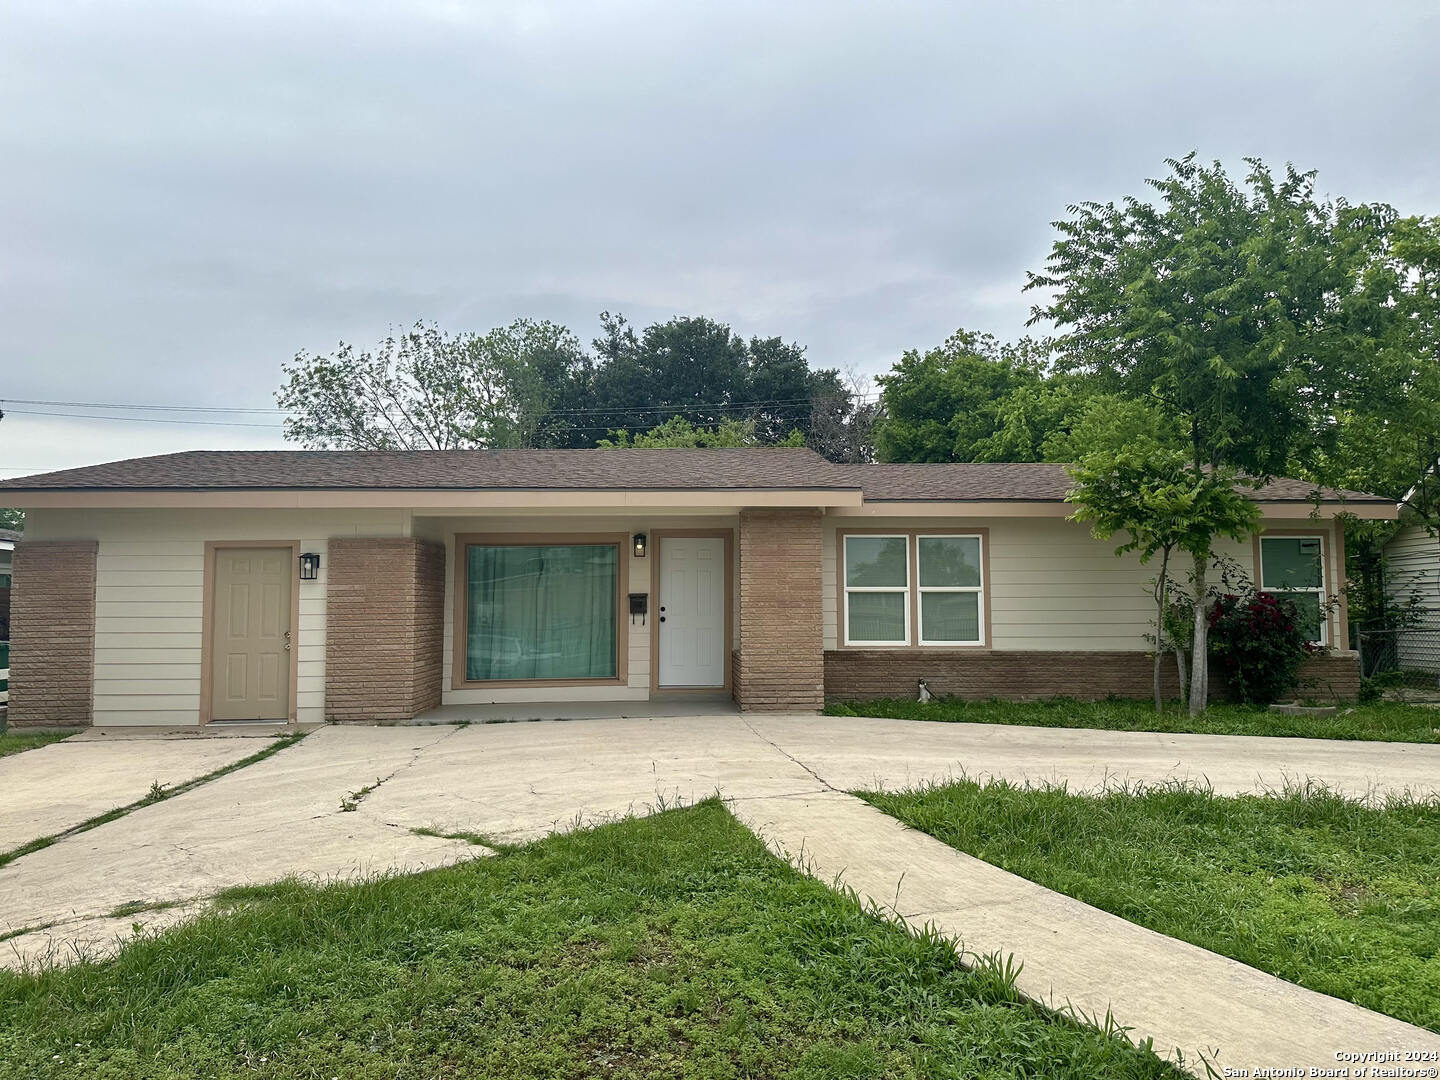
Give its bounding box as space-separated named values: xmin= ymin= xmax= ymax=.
xmin=3 ymin=487 xmax=865 ymax=510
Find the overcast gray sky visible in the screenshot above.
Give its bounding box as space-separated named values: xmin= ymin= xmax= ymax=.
xmin=3 ymin=0 xmax=1438 ymax=476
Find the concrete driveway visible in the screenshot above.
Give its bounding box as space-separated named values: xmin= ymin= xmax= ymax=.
xmin=2 ymin=714 xmax=1438 ymax=1071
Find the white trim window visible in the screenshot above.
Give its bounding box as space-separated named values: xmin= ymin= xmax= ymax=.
xmin=843 ymin=535 xmax=910 ymax=645
xmin=842 ymin=533 xmax=986 ymax=647
xmin=1259 ymin=535 xmax=1327 ymax=645
xmin=917 ymin=534 xmax=984 ymax=645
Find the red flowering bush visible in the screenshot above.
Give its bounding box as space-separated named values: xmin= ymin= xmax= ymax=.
xmin=1207 ymin=590 xmax=1316 ymax=704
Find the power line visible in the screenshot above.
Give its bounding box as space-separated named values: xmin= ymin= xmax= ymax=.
xmin=0 ymin=397 xmax=288 ymax=414
xmin=2 ymin=408 xmax=286 ymax=429
xmin=0 ymin=390 xmax=880 ymax=419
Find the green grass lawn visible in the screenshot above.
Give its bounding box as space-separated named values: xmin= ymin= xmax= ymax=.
xmin=827 ymin=696 xmax=1440 ymax=742
xmin=0 ymin=729 xmax=80 ymax=758
xmin=0 ymin=800 xmax=1180 ymax=1080
xmin=859 ymin=781 xmax=1440 ymax=1031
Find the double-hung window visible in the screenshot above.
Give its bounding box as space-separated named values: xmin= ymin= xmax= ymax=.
xmin=917 ymin=535 xmax=984 ymax=645
xmin=1259 ymin=535 xmax=1327 ymax=645
xmin=843 ymin=535 xmax=910 ymax=645
xmin=842 ymin=532 xmax=985 ymax=646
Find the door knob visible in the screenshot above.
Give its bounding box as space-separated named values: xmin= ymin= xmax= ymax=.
xmin=659 ymin=616 xmax=666 ymax=622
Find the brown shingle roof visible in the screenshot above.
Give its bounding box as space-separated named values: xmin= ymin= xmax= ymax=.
xmin=855 ymin=462 xmax=1391 ymax=503
xmin=0 ymin=448 xmax=859 ymax=492
xmin=0 ymin=450 xmax=1390 ymax=504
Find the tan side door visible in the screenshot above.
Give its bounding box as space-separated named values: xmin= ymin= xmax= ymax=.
xmin=211 ymin=547 xmax=292 ymax=721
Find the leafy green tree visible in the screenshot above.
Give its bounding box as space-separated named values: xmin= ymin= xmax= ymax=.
xmin=584 ymin=314 xmax=846 ymax=449
xmin=0 ymin=508 xmax=21 ymax=532
xmin=277 ymin=320 xmax=588 ymax=450
xmin=973 ymin=380 xmax=1184 ymax=463
xmin=872 ymin=329 xmax=1043 ymax=462
xmin=1029 ymin=154 xmax=1393 ymax=712
xmin=1069 ymin=450 xmax=1260 ymax=710
xmin=598 ymin=416 xmax=805 ymax=449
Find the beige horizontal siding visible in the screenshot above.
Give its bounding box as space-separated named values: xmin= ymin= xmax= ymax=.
xmin=18 ymin=508 xmax=394 ymax=726
xmin=825 ymin=517 xmax=1256 ymax=651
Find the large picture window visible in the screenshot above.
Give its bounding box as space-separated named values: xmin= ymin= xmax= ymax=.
xmin=842 ymin=532 xmax=985 ymax=646
xmin=463 ymin=541 xmax=619 ymax=682
xmin=1259 ymin=535 xmax=1327 ymax=645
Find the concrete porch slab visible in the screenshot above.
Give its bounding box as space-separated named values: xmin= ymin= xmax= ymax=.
xmin=410 ymin=697 xmax=737 ymax=724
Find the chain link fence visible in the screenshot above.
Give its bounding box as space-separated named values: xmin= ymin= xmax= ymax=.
xmin=1357 ymin=626 xmax=1440 ymax=689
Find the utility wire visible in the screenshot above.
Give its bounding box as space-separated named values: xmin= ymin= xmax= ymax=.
xmin=0 ymin=391 xmax=880 ymax=418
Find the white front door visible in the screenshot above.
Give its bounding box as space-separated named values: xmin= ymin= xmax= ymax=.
xmin=658 ymin=536 xmax=726 ymax=687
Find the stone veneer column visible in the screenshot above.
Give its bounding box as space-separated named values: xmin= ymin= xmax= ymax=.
xmin=325 ymin=537 xmax=445 ymax=722
xmin=735 ymin=509 xmax=824 ymax=712
xmin=7 ymin=540 xmax=98 ymax=726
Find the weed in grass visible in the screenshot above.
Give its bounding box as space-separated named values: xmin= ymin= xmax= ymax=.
xmin=0 ymin=800 xmax=1182 ymax=1079
xmin=860 ymin=778 xmax=1440 ymax=1031
xmin=828 ymin=696 xmax=1440 ymax=742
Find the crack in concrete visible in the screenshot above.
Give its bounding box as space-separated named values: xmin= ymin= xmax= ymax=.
xmin=739 ymin=717 xmax=839 ymax=793
xmin=338 ymin=726 xmax=468 ymax=814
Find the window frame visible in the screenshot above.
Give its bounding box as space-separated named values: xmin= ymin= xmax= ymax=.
xmin=451 ymin=532 xmax=630 ymax=689
xmin=916 ymin=533 xmax=986 ymax=646
xmin=838 ymin=528 xmax=990 ymax=649
xmin=841 ymin=533 xmax=911 ymax=646
xmin=1257 ymin=532 xmax=1329 ymax=647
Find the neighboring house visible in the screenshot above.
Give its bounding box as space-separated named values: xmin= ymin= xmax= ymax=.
xmin=1383 ymin=523 xmax=1440 ymax=619
xmin=1381 ymin=522 xmax=1440 ymax=678
xmin=0 ymin=448 xmax=1395 ymax=728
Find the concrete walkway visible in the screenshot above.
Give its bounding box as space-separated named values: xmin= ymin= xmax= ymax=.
xmin=0 ymin=733 xmax=268 ymax=851
xmin=2 ymin=715 xmax=1437 ymax=1073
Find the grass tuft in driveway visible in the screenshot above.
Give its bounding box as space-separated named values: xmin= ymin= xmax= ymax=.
xmin=0 ymin=799 xmax=1184 ymax=1079
xmin=827 ymin=696 xmax=1440 ymax=742
xmin=859 ymin=779 xmax=1440 ymax=1031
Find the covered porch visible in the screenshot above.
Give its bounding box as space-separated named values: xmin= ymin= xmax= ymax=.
xmin=322 ymin=506 xmax=827 ymax=723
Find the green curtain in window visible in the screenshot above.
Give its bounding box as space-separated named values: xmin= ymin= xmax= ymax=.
xmin=466 ymin=544 xmax=617 ymax=681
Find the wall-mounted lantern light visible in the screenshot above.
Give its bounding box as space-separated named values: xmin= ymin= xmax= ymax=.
xmin=299 ymin=552 xmax=321 ymax=581
xmin=632 ymin=533 xmax=648 ymax=558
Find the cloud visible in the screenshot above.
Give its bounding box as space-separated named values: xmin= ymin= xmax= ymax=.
xmin=1 ymin=0 xmax=1438 ymax=472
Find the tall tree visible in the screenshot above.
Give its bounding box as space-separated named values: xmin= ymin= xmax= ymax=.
xmin=584 ymin=314 xmax=847 ymax=449
xmin=807 ymin=366 xmax=880 ymax=464
xmin=1028 ymin=154 xmax=1394 ymax=712
xmin=276 ymin=320 xmax=588 ymax=450
xmin=598 ymin=416 xmax=804 ymax=448
xmin=872 ymin=329 xmax=1043 ymax=462
xmin=1069 ymin=449 xmax=1260 ymax=710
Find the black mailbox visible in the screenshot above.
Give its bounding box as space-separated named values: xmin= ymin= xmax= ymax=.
xmin=628 ymin=593 xmax=648 ymax=623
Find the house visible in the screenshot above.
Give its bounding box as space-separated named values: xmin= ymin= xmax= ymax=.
xmin=1380 ymin=522 xmax=1440 ymax=679
xmin=1383 ymin=523 xmax=1440 ymax=619
xmin=0 ymin=448 xmax=1395 ymax=727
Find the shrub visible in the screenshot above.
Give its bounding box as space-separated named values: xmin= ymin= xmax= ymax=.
xmin=1207 ymin=590 xmax=1315 ymax=704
